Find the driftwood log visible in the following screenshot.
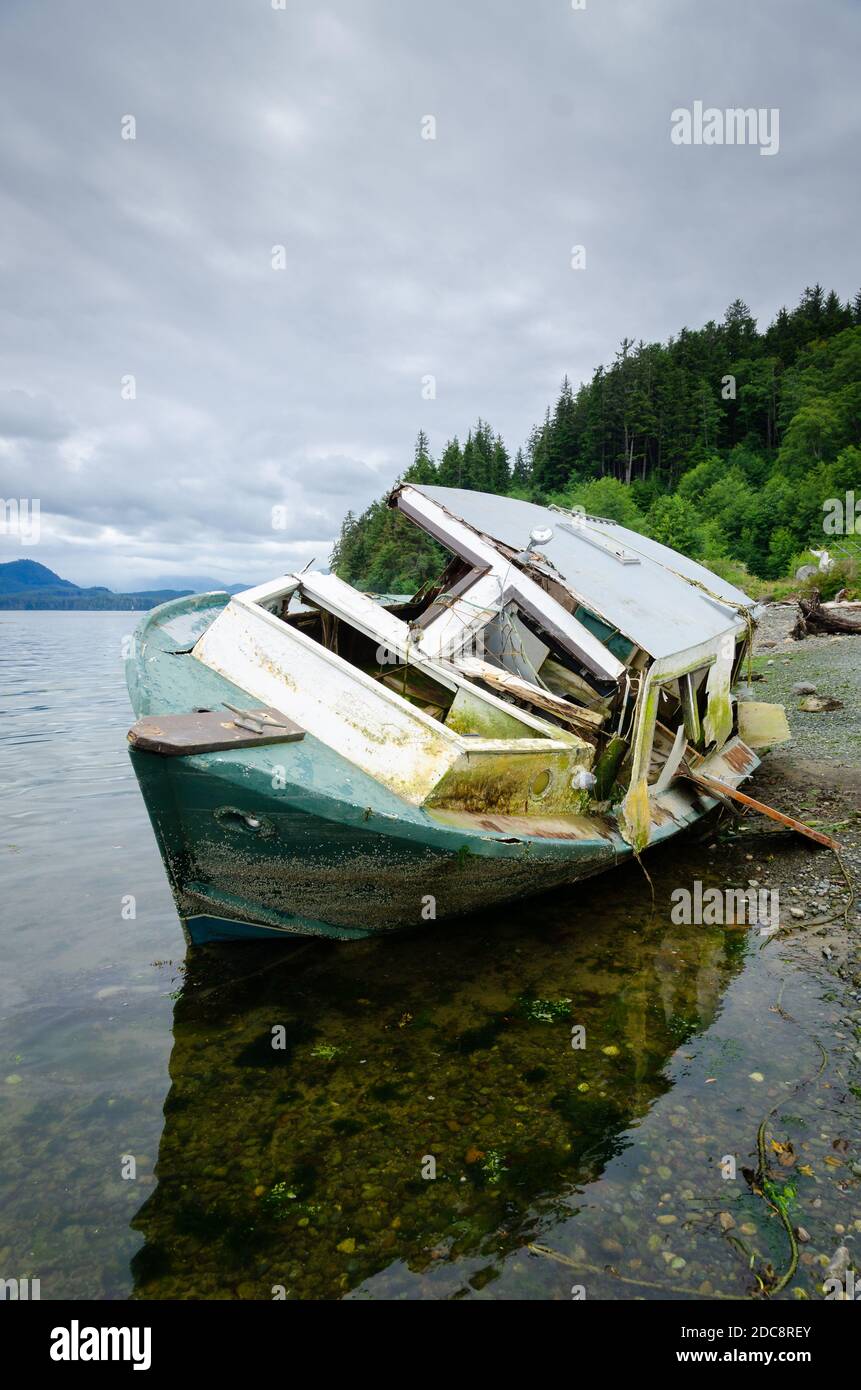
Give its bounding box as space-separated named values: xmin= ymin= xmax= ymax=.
xmin=791 ymin=589 xmax=861 ymax=639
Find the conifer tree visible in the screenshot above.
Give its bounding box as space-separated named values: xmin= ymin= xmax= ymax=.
xmin=333 ymin=287 xmax=861 ymax=590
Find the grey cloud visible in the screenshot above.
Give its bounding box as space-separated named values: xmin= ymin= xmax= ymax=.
xmin=0 ymin=389 xmax=71 ymax=441
xmin=0 ymin=0 xmax=858 ymax=584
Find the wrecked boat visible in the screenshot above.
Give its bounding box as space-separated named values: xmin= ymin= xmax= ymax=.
xmin=125 ymin=485 xmax=787 ymax=944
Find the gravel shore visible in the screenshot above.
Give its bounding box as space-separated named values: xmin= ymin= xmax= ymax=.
xmin=750 ymin=600 xmax=861 ymax=766
xmin=740 ymin=599 xmax=861 ymax=947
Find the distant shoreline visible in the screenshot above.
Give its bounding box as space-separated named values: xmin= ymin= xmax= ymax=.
xmin=0 ymin=559 xmax=240 ymax=609
xmin=0 ymin=592 xmax=194 ymax=612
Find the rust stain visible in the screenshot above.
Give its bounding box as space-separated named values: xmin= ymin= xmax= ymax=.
xmin=724 ymin=742 xmax=756 ymax=774
xmin=429 ymin=809 xmax=612 ymax=842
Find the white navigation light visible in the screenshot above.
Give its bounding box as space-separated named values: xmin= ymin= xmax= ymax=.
xmin=516 ymin=524 xmax=555 ymax=564
xmin=529 ymin=525 xmax=554 ymax=547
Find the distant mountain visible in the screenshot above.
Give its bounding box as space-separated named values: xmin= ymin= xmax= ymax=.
xmin=0 ymin=559 xmax=193 ymax=611
xmin=142 ymin=575 xmax=252 ymax=595
xmin=0 ymin=559 xmax=83 ymax=594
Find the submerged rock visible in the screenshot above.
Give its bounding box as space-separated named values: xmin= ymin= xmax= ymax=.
xmin=824 ymin=1245 xmax=851 ymax=1281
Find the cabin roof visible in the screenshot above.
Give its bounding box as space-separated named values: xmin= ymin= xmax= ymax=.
xmin=395 ymin=485 xmax=758 ymax=660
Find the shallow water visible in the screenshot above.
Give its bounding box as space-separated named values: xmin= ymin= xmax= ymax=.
xmin=1 ymin=613 xmax=857 ymax=1299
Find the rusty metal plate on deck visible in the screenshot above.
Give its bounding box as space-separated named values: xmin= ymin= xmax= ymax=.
xmin=128 ymin=706 xmax=305 ymax=756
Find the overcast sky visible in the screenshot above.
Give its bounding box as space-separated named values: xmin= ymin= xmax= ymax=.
xmin=1 ymin=0 xmax=858 ymax=588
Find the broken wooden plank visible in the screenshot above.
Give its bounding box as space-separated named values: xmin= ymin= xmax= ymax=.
xmin=539 ymin=656 xmax=611 ymax=712
xmin=453 ymin=655 xmax=605 ymax=734
xmin=654 ymin=724 xmax=688 ymax=793
xmin=682 ymin=769 xmax=841 ymax=850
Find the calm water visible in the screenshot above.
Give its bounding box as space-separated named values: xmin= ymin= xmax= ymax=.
xmin=0 ymin=612 xmax=855 ymax=1299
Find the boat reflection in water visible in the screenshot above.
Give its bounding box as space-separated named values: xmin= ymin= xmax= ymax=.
xmin=130 ymin=864 xmax=750 ymax=1300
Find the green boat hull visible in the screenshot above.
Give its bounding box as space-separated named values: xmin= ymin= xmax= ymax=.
xmin=126 ymin=593 xmax=716 ymax=944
